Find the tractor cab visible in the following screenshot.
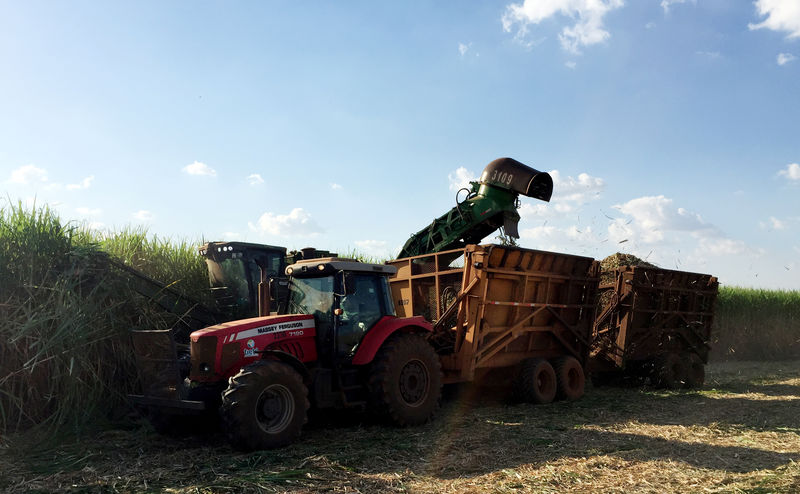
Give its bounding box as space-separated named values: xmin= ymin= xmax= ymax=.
xmin=284 ymin=258 xmax=397 ymax=364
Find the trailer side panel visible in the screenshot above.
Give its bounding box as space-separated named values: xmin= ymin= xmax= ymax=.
xmin=389 ymin=244 xmax=599 ymax=384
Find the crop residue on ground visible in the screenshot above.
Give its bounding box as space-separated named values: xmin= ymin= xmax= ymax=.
xmin=2 ymin=360 xmax=799 ymax=493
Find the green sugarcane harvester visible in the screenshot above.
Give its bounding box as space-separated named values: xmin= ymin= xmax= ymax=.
xmin=398 ymin=157 xmax=554 ymax=259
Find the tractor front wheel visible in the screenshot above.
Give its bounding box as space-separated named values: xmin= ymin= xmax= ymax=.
xmin=368 ymin=333 xmax=442 ymax=426
xmin=220 ymin=360 xmax=309 ymax=451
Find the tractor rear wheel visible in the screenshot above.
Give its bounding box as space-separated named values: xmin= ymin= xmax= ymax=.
xmin=553 ymin=356 xmax=585 ymax=401
xmin=653 ymin=352 xmax=687 ymax=389
xmin=683 ymin=352 xmax=705 ymax=388
xmin=513 ymin=358 xmax=557 ymax=404
xmin=220 ymin=360 xmax=308 ymax=451
xmin=368 ymin=333 xmax=442 ymax=426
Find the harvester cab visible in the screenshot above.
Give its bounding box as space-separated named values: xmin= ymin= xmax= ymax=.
xmin=200 ymin=241 xmax=288 ymax=320
xmin=199 ymin=242 xmax=338 ymax=320
xmin=132 ymin=256 xmax=442 ymax=451
xmin=398 ymin=157 xmax=553 ymax=258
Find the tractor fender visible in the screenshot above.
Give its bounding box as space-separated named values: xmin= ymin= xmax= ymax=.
xmin=260 ymin=350 xmax=312 ymax=385
xmin=352 ymin=316 xmax=433 ymax=366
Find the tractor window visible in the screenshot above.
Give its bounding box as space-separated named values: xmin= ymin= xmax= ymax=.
xmin=336 ymin=274 xmax=387 ymax=357
xmin=287 ymin=276 xmax=334 ymax=352
xmin=287 ymin=276 xmax=334 ymax=317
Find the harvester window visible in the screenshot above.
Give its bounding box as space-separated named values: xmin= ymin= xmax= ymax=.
xmin=206 ymin=258 xmax=253 ymax=317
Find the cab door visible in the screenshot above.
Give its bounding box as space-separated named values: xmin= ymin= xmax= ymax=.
xmin=335 ymin=273 xmax=391 ymax=359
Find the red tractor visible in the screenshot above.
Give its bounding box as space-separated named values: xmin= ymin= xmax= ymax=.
xmin=130 ymin=257 xmax=442 ymax=450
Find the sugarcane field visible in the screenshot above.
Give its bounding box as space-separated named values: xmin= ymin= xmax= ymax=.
xmin=2 ymin=2 xmax=800 ymax=493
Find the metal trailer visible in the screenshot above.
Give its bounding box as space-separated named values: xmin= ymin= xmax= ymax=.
xmin=589 ymin=265 xmax=719 ymax=389
xmin=388 ymin=244 xmax=600 ymax=403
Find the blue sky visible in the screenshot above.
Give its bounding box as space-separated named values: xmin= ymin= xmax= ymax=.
xmin=2 ymin=0 xmax=799 ymax=289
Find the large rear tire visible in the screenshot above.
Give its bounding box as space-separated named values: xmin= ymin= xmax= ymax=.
xmin=553 ymin=356 xmax=585 ymax=401
xmin=653 ymin=352 xmax=687 ymax=389
xmin=683 ymin=352 xmax=705 ymax=388
xmin=220 ymin=360 xmax=309 ymax=451
xmin=513 ymin=358 xmax=557 ymax=404
xmin=368 ymin=333 xmax=442 ymax=426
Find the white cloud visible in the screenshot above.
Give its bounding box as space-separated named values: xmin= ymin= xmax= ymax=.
xmin=448 ymin=167 xmax=477 ymax=192
xmin=249 ymin=208 xmax=322 ymax=237
xmin=749 ymin=0 xmax=800 ymax=38
xmin=551 ymin=170 xmax=605 ymax=202
xmin=609 ymin=195 xmax=714 ymax=244
xmin=459 ymin=42 xmax=471 ymax=56
xmin=182 ymin=161 xmax=217 ymax=177
xmin=645 ymin=22 xmax=656 ymax=29
xmin=331 ymin=183 xmax=343 ymax=190
xmin=697 ymin=237 xmax=752 ymax=256
xmin=76 ymin=207 xmax=102 ymax=217
xmin=133 ymin=210 xmax=154 ymax=222
xmin=778 ymin=163 xmax=800 ymax=182
xmin=502 ymin=0 xmax=625 ymax=54
xmin=778 ymin=53 xmax=797 ymax=65
xmin=247 ymin=173 xmax=264 ymax=185
xmin=222 ymin=231 xmax=242 ymax=240
xmin=67 ymin=175 xmax=95 ymax=190
xmin=565 ymin=61 xmax=577 ymax=69
xmin=661 ymin=0 xmax=694 ymax=14
xmin=8 ymin=164 xmax=48 ymax=184
xmin=520 ymin=223 xmax=609 ymax=255
xmin=760 ymin=216 xmax=787 ymax=230
xmin=696 ymin=51 xmax=721 ymax=58
xmin=608 ymin=195 xmax=758 ymax=263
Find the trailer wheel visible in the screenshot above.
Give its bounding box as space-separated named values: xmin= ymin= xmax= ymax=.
xmin=653 ymin=352 xmax=687 ymax=389
xmin=553 ymin=356 xmax=585 ymax=401
xmin=220 ymin=360 xmax=308 ymax=451
xmin=513 ymin=358 xmax=557 ymax=404
xmin=683 ymin=352 xmax=705 ymax=388
xmin=368 ymin=333 xmax=442 ymax=426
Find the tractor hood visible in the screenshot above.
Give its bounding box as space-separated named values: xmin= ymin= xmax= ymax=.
xmin=189 ymin=314 xmax=316 ymax=382
xmin=190 ymin=314 xmax=314 ymax=342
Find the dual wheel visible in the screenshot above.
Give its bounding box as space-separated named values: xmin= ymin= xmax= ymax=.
xmin=513 ymin=356 xmax=585 ymax=404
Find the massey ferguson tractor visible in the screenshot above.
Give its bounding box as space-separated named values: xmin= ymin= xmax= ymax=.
xmin=130 ymin=256 xmax=442 ymax=450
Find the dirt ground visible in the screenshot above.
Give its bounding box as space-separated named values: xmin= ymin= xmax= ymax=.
xmin=2 ymin=360 xmax=799 ymax=493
